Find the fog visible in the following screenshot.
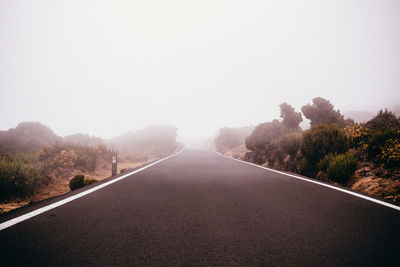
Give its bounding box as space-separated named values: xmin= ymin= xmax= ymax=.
xmin=1 ymin=0 xmax=399 ymax=145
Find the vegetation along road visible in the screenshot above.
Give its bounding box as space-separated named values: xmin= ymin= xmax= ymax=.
xmin=1 ymin=150 xmax=399 ymax=266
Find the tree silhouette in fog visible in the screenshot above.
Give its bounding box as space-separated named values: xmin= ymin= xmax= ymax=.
xmin=301 ymin=97 xmax=347 ymax=127
xmin=279 ymin=102 xmax=303 ymax=131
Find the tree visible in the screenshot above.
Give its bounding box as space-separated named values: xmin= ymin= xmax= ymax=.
xmin=365 ymin=109 xmax=400 ymax=132
xmin=280 ymin=102 xmax=303 ymax=131
xmin=301 ymin=97 xmax=346 ymax=127
xmin=246 ymin=120 xmax=288 ymax=151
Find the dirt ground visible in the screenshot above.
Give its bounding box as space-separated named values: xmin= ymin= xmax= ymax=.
xmin=0 ymin=157 xmax=157 ymax=214
xmin=350 ymin=164 xmax=400 ymax=202
xmin=222 ymin=144 xmax=249 ymax=160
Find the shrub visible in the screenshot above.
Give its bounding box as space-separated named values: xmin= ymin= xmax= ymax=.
xmin=53 ymin=149 xmax=77 ymax=169
xmin=299 ymin=158 xmax=316 ymax=177
xmin=39 ymin=144 xmax=76 ymax=178
xmin=344 ymin=124 xmax=370 ymax=149
xmin=301 ymin=123 xmax=348 ymax=165
xmin=380 ymin=138 xmax=400 ymax=168
xmin=246 ymin=120 xmax=288 ymax=151
xmin=120 ymin=168 xmax=133 ymax=174
xmin=321 ymin=153 xmax=358 ymax=183
xmin=365 ymin=109 xmax=400 ymax=132
xmin=317 ymin=153 xmax=336 ymax=172
xmin=279 ymin=132 xmax=302 ymax=158
xmin=83 ymin=178 xmax=98 ymax=186
xmin=69 ymin=174 xmax=85 ymax=190
xmin=39 ymin=143 xmax=113 ymax=175
xmin=73 ymin=146 xmax=100 ymax=171
xmin=0 ymin=154 xmax=42 ymax=200
xmin=265 ymin=142 xmax=284 ymax=167
xmin=367 ymin=130 xmax=400 ymax=161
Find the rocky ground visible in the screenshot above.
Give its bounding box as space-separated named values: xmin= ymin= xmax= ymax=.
xmin=349 ymin=163 xmax=400 ymax=202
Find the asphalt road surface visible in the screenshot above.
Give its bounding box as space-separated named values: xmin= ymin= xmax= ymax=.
xmin=1 ymin=150 xmax=400 ymax=266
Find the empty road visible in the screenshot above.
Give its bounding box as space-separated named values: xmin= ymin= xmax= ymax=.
xmin=1 ymin=150 xmax=399 ymax=266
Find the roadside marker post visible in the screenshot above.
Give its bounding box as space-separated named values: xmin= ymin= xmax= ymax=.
xmin=0 ymin=149 xmax=184 ymax=231
xmin=112 ymin=155 xmax=117 ymax=176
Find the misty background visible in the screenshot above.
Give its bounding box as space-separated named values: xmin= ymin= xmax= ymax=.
xmin=1 ymin=0 xmax=399 ymax=145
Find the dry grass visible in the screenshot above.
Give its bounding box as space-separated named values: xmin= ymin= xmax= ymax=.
xmin=223 ymin=144 xmax=250 ymax=160
xmin=351 ymin=176 xmax=400 ymax=202
xmin=0 ymin=156 xmax=158 ymax=214
xmin=350 ymin=164 xmax=400 ymax=202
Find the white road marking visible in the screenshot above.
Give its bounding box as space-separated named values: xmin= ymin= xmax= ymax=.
xmin=0 ymin=149 xmax=184 ymax=231
xmin=215 ymin=151 xmax=400 ymax=211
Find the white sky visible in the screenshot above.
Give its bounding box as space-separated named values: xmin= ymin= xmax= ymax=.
xmin=1 ymin=0 xmax=400 ymax=144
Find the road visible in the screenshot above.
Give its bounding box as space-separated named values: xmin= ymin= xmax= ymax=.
xmin=1 ymin=149 xmax=399 ymax=266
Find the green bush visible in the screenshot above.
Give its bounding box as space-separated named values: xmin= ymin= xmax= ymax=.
xmin=317 ymin=153 xmax=336 ymax=172
xmin=299 ymin=158 xmax=317 ymax=177
xmin=365 ymin=109 xmax=400 ymax=132
xmin=0 ymin=154 xmax=42 ymax=200
xmin=39 ymin=143 xmax=113 ymax=175
xmin=69 ymin=174 xmax=85 ymax=190
xmin=279 ymin=132 xmax=302 ymax=158
xmin=301 ymin=123 xmax=348 ymax=165
xmin=367 ymin=130 xmax=400 ymax=160
xmin=264 ymin=142 xmax=284 ymax=167
xmin=73 ymin=146 xmax=100 ymax=172
xmin=83 ymin=178 xmax=98 ymax=186
xmin=379 ymin=138 xmax=400 ymax=168
xmin=69 ymin=175 xmax=98 ymax=190
xmin=320 ymin=153 xmax=358 ymax=183
xmin=246 ymin=120 xmax=288 ymax=151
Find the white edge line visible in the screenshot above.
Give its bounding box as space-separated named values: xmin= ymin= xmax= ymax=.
xmin=214 ymin=151 xmax=400 ymax=211
xmin=0 ymin=149 xmax=185 ymax=231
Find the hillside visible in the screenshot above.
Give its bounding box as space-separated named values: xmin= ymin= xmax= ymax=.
xmin=64 ymin=133 xmax=105 ymax=147
xmin=0 ymin=122 xmax=61 ymax=153
xmin=0 ymin=122 xmax=182 ymax=214
xmin=216 ymin=98 xmax=400 ymax=203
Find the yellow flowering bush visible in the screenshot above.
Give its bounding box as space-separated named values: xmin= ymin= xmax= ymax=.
xmin=39 ymin=143 xmax=114 ymax=176
xmin=380 ymin=138 xmax=400 ymax=168
xmin=344 ymin=124 xmax=370 ymax=148
xmin=53 ymin=149 xmax=77 ymax=169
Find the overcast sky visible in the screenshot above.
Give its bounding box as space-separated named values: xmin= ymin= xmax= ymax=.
xmin=1 ymin=0 xmax=399 ymax=144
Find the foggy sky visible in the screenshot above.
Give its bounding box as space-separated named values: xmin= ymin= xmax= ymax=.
xmin=1 ymin=0 xmax=399 ymax=144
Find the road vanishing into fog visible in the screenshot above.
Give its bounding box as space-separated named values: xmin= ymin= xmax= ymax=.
xmin=1 ymin=150 xmax=400 ymax=266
